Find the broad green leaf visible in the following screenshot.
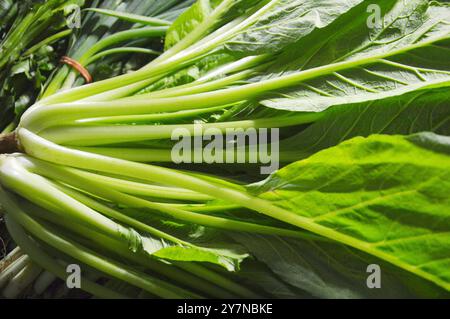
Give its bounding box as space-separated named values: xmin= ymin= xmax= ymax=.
xmin=257 ymin=0 xmax=450 ymax=112
xmin=140 ymin=234 xmax=247 ymax=271
xmin=249 ymin=133 xmax=450 ymax=291
xmin=231 ymin=233 xmax=450 ymax=298
xmin=278 ymin=88 xmax=450 ymax=161
xmin=165 ymin=0 xmax=214 ymax=50
xmin=116 ymin=207 xmax=250 ymax=271
xmin=234 ymin=260 xmax=311 ymax=298
xmin=224 ymin=0 xmax=363 ymax=55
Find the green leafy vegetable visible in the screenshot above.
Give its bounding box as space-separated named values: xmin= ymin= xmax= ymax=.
xmin=250 ymin=133 xmax=450 ymax=291
xmin=1 ymin=0 xmax=449 ymax=299
xmin=278 ymin=88 xmax=450 ymax=161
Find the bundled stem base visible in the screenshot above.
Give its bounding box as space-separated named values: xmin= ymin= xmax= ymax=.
xmin=0 ymin=132 xmax=20 ymax=154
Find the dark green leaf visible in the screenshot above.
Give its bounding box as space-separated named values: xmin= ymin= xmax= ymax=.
xmin=250 ymin=133 xmax=450 ymax=291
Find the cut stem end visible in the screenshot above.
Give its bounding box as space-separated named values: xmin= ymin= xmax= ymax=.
xmin=0 ymin=132 xmax=20 ymax=154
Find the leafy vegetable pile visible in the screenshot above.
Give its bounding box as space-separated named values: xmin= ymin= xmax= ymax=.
xmin=0 ymin=0 xmax=83 ymax=132
xmin=0 ymin=0 xmax=449 ymax=298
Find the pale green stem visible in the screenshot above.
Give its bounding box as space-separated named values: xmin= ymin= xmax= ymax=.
xmin=18 ymin=199 xmax=238 ymax=299
xmin=0 ymin=187 xmax=200 ymax=298
xmin=4 ymin=215 xmax=128 ymax=298
xmin=17 ymin=129 xmax=450 ymax=291
xmin=84 ymin=8 xmax=172 ymax=26
xmin=73 ymin=105 xmax=230 ymax=125
xmin=18 ymin=155 xmax=319 ymax=241
xmin=32 ymin=0 xmax=278 ymax=105
xmin=27 ymin=33 xmax=450 ymax=130
xmin=86 ymin=47 xmax=161 ymax=66
xmin=58 ymin=168 xmax=213 ymax=201
xmin=39 ymin=114 xmax=321 ymax=146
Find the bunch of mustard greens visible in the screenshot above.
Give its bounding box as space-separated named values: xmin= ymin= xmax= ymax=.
xmin=0 ymin=0 xmax=85 ymax=132
xmin=0 ymin=0 xmax=449 ymax=298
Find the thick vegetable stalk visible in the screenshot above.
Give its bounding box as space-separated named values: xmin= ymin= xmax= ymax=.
xmin=0 ymin=152 xmax=266 ymax=298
